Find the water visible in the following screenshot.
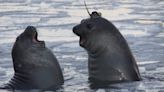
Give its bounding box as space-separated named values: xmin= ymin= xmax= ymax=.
xmin=0 ymin=0 xmax=163 ymax=92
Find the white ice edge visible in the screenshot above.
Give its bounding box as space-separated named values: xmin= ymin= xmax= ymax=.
xmin=137 ymin=61 xmax=160 ymax=65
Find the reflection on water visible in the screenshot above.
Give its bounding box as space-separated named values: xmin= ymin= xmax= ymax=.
xmin=0 ymin=0 xmax=164 ymax=92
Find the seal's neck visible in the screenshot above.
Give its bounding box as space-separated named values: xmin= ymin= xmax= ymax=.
xmin=87 ymin=46 xmax=106 ymax=58
xmin=87 ymin=45 xmax=108 ymax=58
xmin=86 ymin=34 xmax=108 ymax=58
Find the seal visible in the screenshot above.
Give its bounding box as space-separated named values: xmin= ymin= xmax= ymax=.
xmin=73 ymin=12 xmax=141 ymax=88
xmin=1 ymin=26 xmax=64 ymax=91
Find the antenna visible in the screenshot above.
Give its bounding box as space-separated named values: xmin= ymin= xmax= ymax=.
xmin=84 ymin=0 xmax=91 ymax=16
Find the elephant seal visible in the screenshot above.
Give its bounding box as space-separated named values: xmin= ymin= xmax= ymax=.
xmin=73 ymin=12 xmax=141 ymax=88
xmin=1 ymin=26 xmax=64 ymax=91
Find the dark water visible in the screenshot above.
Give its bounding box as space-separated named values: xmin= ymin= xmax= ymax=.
xmin=0 ymin=0 xmax=163 ymax=92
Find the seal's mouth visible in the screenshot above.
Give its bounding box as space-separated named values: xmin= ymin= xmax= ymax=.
xmin=73 ymin=26 xmax=87 ymax=47
xmin=79 ymin=36 xmax=87 ymax=47
xmin=32 ymin=31 xmax=44 ymax=43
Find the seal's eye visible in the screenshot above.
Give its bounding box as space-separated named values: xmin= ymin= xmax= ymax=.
xmin=86 ymin=23 xmax=93 ymax=29
xmin=81 ymin=19 xmax=86 ymax=23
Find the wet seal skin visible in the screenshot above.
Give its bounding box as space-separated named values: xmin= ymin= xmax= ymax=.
xmin=73 ymin=12 xmax=141 ymax=88
xmin=0 ymin=26 xmax=64 ymax=91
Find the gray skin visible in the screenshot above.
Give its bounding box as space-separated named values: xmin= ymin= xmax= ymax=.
xmin=73 ymin=12 xmax=141 ymax=88
xmin=1 ymin=26 xmax=64 ymax=91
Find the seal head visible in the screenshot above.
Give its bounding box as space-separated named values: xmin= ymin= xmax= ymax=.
xmin=73 ymin=12 xmax=141 ymax=88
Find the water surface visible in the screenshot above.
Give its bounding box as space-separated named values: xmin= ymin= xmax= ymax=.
xmin=0 ymin=0 xmax=164 ymax=92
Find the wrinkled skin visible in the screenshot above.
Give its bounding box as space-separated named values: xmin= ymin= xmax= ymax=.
xmin=1 ymin=26 xmax=64 ymax=91
xmin=73 ymin=12 xmax=141 ymax=88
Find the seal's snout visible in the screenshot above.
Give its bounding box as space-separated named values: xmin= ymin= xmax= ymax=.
xmin=73 ymin=26 xmax=81 ymax=36
xmin=22 ymin=26 xmax=44 ymax=44
xmin=24 ymin=26 xmax=37 ymax=37
xmin=73 ymin=26 xmax=78 ymax=33
xmin=25 ymin=26 xmax=36 ymax=32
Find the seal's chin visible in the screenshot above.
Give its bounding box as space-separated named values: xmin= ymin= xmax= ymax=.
xmin=32 ymin=32 xmax=44 ymax=44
